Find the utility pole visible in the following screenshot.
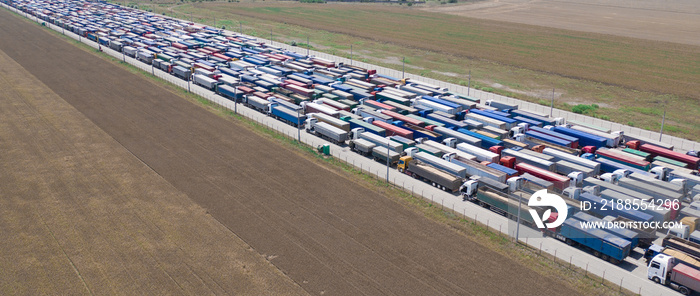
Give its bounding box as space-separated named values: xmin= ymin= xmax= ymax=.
xmin=516 ymin=192 xmax=522 ymax=242
xmin=297 ymin=109 xmax=301 ymax=142
xmin=550 ymin=88 xmax=555 ymax=117
xmin=386 ymin=139 xmax=390 ymax=184
xmin=402 ymin=57 xmax=405 ymax=79
xmin=659 ymin=105 xmax=667 ymax=141
xmin=350 ymin=44 xmax=353 ymax=65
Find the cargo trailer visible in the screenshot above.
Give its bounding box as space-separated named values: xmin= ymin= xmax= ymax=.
xmin=309 ymin=113 xmax=350 ymax=132
xmin=269 ymin=103 xmax=305 ymax=127
xmin=347 ymin=119 xmax=386 ymax=137
xmin=349 ymin=138 xmax=376 ymax=156
xmin=557 ymin=218 xmax=631 ymax=264
xmin=372 ymin=121 xmax=414 ymax=140
xmin=640 ymin=144 xmax=700 ymax=170
xmin=433 ymin=127 xmax=482 ymax=147
xmin=398 ymin=158 xmax=464 ymax=192
xmin=515 ymin=163 xmax=568 ymax=191
xmin=305 ymin=118 xmax=347 ymax=144
xmin=596 ymin=148 xmax=651 ymax=171
xmin=455 ymin=143 xmax=499 ymax=163
xmin=503 ymin=149 xmax=556 ymax=172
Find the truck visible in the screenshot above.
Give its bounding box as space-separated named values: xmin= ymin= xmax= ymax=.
xmin=397 ymin=157 xmax=464 ymax=192
xmin=420 ymin=140 xmax=476 ymax=162
xmin=648 ymin=254 xmax=700 ymax=295
xmin=351 ymin=129 xmax=401 ymax=153
xmin=455 ymin=143 xmax=499 ymax=163
xmin=599 ymin=189 xmax=669 ymax=223
xmin=484 ymin=99 xmax=518 ymax=111
xmin=371 ymin=146 xmax=400 ymax=166
xmin=605 ymin=216 xmax=656 ymax=249
xmin=347 ymin=119 xmax=386 ymax=137
xmin=617 ymin=178 xmax=684 ymax=203
xmin=310 ymin=113 xmax=350 ymax=132
xmin=515 ymin=163 xmax=570 ymax=191
xmin=569 ymin=125 xmax=622 ymax=147
xmin=555 ymin=160 xmax=596 ymax=178
xmin=551 ymin=126 xmax=608 ymax=148
xmin=557 ymin=218 xmax=631 ymax=264
xmin=464 ymin=113 xmax=507 ymax=130
xmin=572 ymin=212 xmax=640 ymax=249
xmin=578 ymin=192 xmax=653 ymax=223
xmin=542 ymin=149 xmax=601 ymax=176
xmin=432 ymin=127 xmax=482 ymax=147
xmin=640 ymin=144 xmax=700 ymax=170
xmin=406 ymin=151 xmax=468 ymax=178
xmin=305 ymin=118 xmax=348 ymax=144
xmin=447 ymin=156 xmax=507 ymax=183
xmin=348 ymin=138 xmax=376 ymax=156
xmin=244 ymin=95 xmax=270 ymax=113
xmin=502 ymin=149 xmax=556 ymax=172
xmin=596 ymin=148 xmax=651 ymax=171
xmin=664 ymin=235 xmax=700 ymax=259
xmin=269 ymin=103 xmax=306 ymax=127
xmin=193 ymin=74 xmax=219 ymax=90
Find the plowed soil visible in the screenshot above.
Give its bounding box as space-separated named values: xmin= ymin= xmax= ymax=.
xmin=0 ymin=8 xmax=579 ymax=295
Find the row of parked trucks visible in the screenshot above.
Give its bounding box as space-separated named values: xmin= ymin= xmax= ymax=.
xmin=16 ymin=0 xmax=700 ymax=293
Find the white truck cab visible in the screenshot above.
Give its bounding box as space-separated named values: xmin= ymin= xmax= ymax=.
xmin=648 ymin=254 xmax=673 ymax=285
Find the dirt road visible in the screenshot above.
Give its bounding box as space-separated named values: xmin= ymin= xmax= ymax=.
xmin=0 ymin=8 xmax=578 ymax=295
xmin=423 ymin=0 xmax=700 ymax=46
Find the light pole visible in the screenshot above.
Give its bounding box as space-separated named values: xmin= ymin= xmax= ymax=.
xmin=550 ymin=88 xmax=555 ymax=117
xmin=297 ymin=109 xmax=301 ymax=142
xmin=467 ymin=69 xmax=471 ymax=96
xmin=516 ymin=192 xmax=522 ymax=242
xmin=386 ymin=139 xmax=390 ymax=184
xmin=402 ymin=57 xmax=405 ymax=79
xmin=239 ymin=21 xmax=242 ymax=34
xmin=659 ymin=105 xmax=667 ymax=141
xmin=350 ymin=44 xmax=353 ymax=65
xmin=234 ymin=83 xmax=238 ymax=114
xmin=307 ymin=35 xmax=310 ymax=56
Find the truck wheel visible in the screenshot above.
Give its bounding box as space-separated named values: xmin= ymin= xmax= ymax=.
xmin=652 ymin=277 xmax=660 ymax=284
xmin=609 ymin=258 xmax=619 ymax=265
xmin=679 ymin=286 xmax=690 ymax=295
xmin=398 ymin=168 xmax=404 ymax=173
xmin=431 ymin=182 xmax=437 ymax=187
xmin=601 ymin=254 xmax=609 ymax=262
xmin=565 ymin=238 xmax=573 ymax=246
xmin=593 ymin=251 xmax=601 ymax=258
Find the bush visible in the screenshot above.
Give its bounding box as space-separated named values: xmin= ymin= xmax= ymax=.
xmin=407 ymin=2 xmax=413 ymax=6
xmin=448 ymin=0 xmax=457 ymax=3
xmin=571 ymin=104 xmax=598 ymax=115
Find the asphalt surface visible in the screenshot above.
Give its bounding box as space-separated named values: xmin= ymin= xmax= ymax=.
xmin=0 ymin=7 xmax=580 ymax=296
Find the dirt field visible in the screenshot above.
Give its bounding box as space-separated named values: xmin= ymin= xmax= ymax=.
xmin=0 ymin=8 xmax=580 ymax=295
xmin=0 ymin=37 xmax=305 ymax=296
xmin=424 ymin=0 xmax=700 ymax=46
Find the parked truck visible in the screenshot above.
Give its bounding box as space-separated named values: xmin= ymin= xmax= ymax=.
xmin=348 ymin=138 xmax=376 ymax=156
xmin=664 ymin=235 xmax=700 ymax=259
xmin=397 ymin=157 xmax=464 ymax=192
xmin=555 ymin=216 xmax=632 ymax=264
xmin=648 ymin=254 xmax=700 ymax=295
xmin=371 ymin=146 xmax=400 ymax=166
xmin=305 ymin=118 xmax=348 ymax=144
xmin=269 ymin=103 xmax=306 ymax=127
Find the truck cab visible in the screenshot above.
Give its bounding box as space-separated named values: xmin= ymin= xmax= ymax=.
xmin=459 ymin=180 xmax=479 ymax=201
xmin=397 ymin=156 xmax=412 ymax=173
xmin=648 ymin=254 xmax=673 ymax=285
xmin=668 ymin=224 xmax=691 ymax=240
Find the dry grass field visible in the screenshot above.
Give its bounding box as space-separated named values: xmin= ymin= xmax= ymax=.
xmin=165 ymin=2 xmax=700 ymax=140
xmin=0 ymin=8 xmax=584 ymax=295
